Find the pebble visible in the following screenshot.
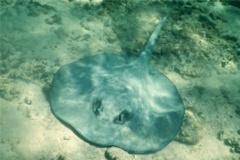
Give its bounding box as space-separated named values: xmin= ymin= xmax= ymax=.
xmin=63 ymin=136 xmax=70 ymax=140
xmin=24 ymin=97 xmax=32 ymax=105
xmin=217 ymin=130 xmax=225 ymax=140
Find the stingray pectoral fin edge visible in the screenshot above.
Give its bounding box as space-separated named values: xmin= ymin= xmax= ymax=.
xmin=49 ymin=12 xmax=185 ymax=154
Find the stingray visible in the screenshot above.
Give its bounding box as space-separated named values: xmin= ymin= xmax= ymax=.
xmin=49 ymin=13 xmax=185 ymax=154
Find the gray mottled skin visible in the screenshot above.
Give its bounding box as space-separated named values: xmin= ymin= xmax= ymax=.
xmin=49 ymin=13 xmax=185 ymax=154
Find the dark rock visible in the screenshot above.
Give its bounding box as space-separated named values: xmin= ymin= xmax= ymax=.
xmin=237 ymin=129 xmax=240 ymax=135
xmin=45 ymin=14 xmax=62 ymax=25
xmin=235 ymin=106 xmax=240 ymax=115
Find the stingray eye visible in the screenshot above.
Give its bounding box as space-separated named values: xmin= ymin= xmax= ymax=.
xmin=113 ymin=110 xmax=133 ymax=124
xmin=118 ymin=113 xmax=125 ymax=124
xmin=92 ymin=99 xmax=102 ymax=116
xmin=113 ymin=113 xmax=125 ymax=124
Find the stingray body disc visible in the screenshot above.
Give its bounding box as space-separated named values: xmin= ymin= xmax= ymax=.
xmin=49 ymin=54 xmax=185 ymax=153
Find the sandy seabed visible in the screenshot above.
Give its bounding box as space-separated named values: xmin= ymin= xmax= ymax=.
xmin=1 ymin=0 xmax=240 ymax=160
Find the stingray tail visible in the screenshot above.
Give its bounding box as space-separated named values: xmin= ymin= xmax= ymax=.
xmin=139 ymin=12 xmax=170 ymax=63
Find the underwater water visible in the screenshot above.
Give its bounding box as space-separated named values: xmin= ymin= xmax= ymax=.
xmin=0 ymin=0 xmax=240 ymax=160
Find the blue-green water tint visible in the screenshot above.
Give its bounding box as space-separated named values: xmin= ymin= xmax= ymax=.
xmin=49 ymin=13 xmax=185 ymax=153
